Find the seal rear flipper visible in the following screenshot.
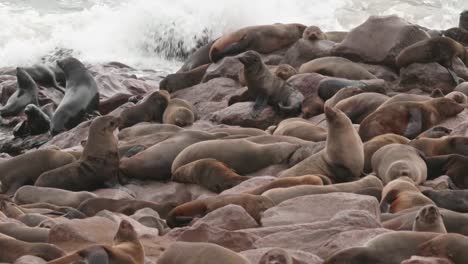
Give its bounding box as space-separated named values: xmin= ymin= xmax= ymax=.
xmin=404 ymin=108 xmax=423 ymax=139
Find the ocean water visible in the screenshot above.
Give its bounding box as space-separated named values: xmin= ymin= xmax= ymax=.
xmin=0 ymin=0 xmax=467 ymax=73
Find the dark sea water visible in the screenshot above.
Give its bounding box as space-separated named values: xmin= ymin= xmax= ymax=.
xmin=0 ymin=0 xmax=466 ymax=74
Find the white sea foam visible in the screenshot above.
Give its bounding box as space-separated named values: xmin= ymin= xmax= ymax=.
xmin=0 ymin=0 xmax=466 ymax=72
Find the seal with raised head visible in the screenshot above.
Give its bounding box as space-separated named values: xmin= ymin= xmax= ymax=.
xmin=50 ymin=57 xmax=99 ymax=135
xmin=278 ymin=106 xmax=364 ymax=183
xmin=0 ymin=67 xmax=38 ymax=117
xmin=46 ymin=220 xmax=144 ymax=264
xmin=119 ymin=90 xmax=170 ymax=129
xmin=166 ymin=194 xmax=274 ymax=227
xmin=35 ymin=115 xmax=120 ymax=191
xmin=172 ymin=158 xmax=251 ymax=193
xmin=162 ymin=98 xmax=195 ymax=127
xmin=0 ymin=149 xmax=76 ymax=195
xmin=359 ymin=98 xmax=464 ymax=141
xmin=160 ymin=64 xmax=210 ymax=93
xmin=412 ymin=205 xmax=447 ymax=233
xmin=395 ymin=36 xmax=468 ymax=84
xmin=209 ymin=23 xmax=306 ymax=62
xmin=236 ymin=50 xmax=304 ymax=116
xmin=302 ymin=26 xmax=327 ymax=41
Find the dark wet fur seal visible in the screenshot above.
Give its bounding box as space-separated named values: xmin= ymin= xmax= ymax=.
xmin=24 ymin=64 xmax=65 ymax=94
xmin=423 ymin=189 xmax=468 ymax=213
xmin=0 ymin=67 xmax=38 ymax=117
xmin=425 ymin=154 xmax=468 ymax=189
xmin=50 ymin=57 xmax=99 ymax=135
xmin=237 ymin=50 xmax=304 ymax=116
xmin=443 ymin=27 xmax=468 ymax=46
xmin=24 ymin=104 xmax=51 ymax=135
xmin=177 ymin=41 xmax=214 ymax=73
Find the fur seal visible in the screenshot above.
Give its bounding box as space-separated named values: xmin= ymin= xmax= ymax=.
xmin=119 ymin=90 xmax=170 ymax=129
xmin=259 ymin=248 xmax=294 ymax=264
xmin=444 ymin=27 xmax=468 ymax=47
xmin=416 ymin=126 xmax=452 ymax=139
xmin=118 ymin=123 xmax=182 ymax=140
xmin=162 ymin=98 xmax=195 ymax=127
xmin=412 ymin=205 xmax=447 ymax=233
xmin=13 ymin=186 xmax=96 ymax=208
xmin=158 ymin=241 xmax=251 ymax=264
xmin=335 ymin=92 xmax=389 ymax=124
xmin=46 ymin=220 xmax=144 ymax=264
xmin=263 ymin=175 xmax=383 ymax=205
xmin=35 ymin=115 xmax=119 ymax=191
xmin=425 ymin=154 xmax=468 ymax=189
xmin=51 ymin=57 xmax=99 ymax=135
xmin=380 ymin=177 xmax=434 ymax=213
xmin=371 ymin=144 xmax=427 ymax=184
xmin=172 ymin=158 xmax=251 ymax=193
xmin=363 ymin=133 xmax=410 ymax=173
xmin=0 ymin=149 xmax=76 ymax=195
xmin=278 ymin=106 xmax=364 ymax=183
xmin=160 ymin=64 xmax=209 ymax=93
xmin=445 ymin=91 xmax=468 ymax=104
xmin=171 ymin=138 xmax=300 ymax=175
xmin=299 ymin=56 xmax=377 ymax=80
xmin=246 ymin=175 xmax=329 ymax=195
xmin=409 ymin=136 xmax=468 ymax=157
xmin=237 ymin=50 xmax=304 ymax=116
xmin=302 ymin=26 xmax=327 ymax=41
xmin=166 ymin=194 xmax=274 ymax=227
xmin=324 ymin=86 xmax=363 ymax=109
xmin=209 ymin=23 xmax=306 ymax=62
xmin=270 ymin=118 xmax=327 ymax=142
xmin=120 ymin=130 xmax=227 ymax=180
xmin=358 ymin=98 xmax=464 ymax=141
xmin=77 ymin=198 xmax=175 ymax=219
xmin=177 ymin=41 xmax=214 ymax=73
xmin=396 ymin=37 xmax=468 ymax=84
xmin=0 ymin=234 xmax=65 ymax=262
xmin=23 ymin=104 xmax=51 ymax=135
xmin=317 ymin=77 xmax=386 ymax=101
xmin=24 ymin=64 xmax=65 ymax=93
xmin=422 ymin=189 xmax=468 ymax=213
xmin=0 ymin=67 xmax=38 ymax=117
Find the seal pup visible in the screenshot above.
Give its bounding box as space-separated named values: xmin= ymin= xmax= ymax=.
xmin=166 ymin=194 xmax=274 ymax=227
xmin=0 ymin=67 xmax=38 ymax=117
xmin=395 ymin=37 xmax=468 ymax=85
xmin=359 ymin=98 xmax=464 ymax=141
xmin=371 ymin=144 xmax=427 ymax=185
xmin=380 ymin=177 xmax=434 ymax=213
xmin=46 ymin=220 xmax=144 ymax=264
xmin=209 ymin=23 xmax=306 ymax=62
xmin=158 ymin=241 xmax=251 ymax=264
xmin=162 ymin=98 xmax=195 ymax=127
xmin=278 ymin=106 xmax=364 ymax=184
xmin=335 ymin=92 xmax=389 ymax=124
xmin=35 ymin=115 xmax=119 ymax=191
xmin=51 ymin=57 xmax=99 ymax=135
xmin=119 ymin=90 xmax=170 ymax=129
xmin=237 ymin=50 xmax=304 ymax=116
xmin=24 ymin=104 xmax=51 ymax=135
xmin=0 ymin=149 xmax=76 ymax=195
xmin=172 ymin=158 xmax=251 ymax=193
xmin=412 ymin=205 xmax=447 ymax=233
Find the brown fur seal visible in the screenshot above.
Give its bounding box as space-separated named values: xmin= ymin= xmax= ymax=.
xmin=299 ymin=56 xmax=377 ymax=80
xmin=13 ymin=186 xmax=96 ymax=208
xmin=259 ymin=248 xmax=294 ymax=264
xmin=236 ymin=50 xmax=304 ymax=116
xmin=118 ymin=123 xmax=182 ymax=140
xmin=245 ymin=175 xmax=329 ymax=195
xmin=23 ymin=104 xmax=51 ymax=136
xmin=119 ymin=130 xmax=227 ymax=180
xmin=0 ymin=67 xmax=38 ymax=117
xmin=172 ymin=158 xmax=251 ymax=193
xmin=422 ymin=189 xmax=468 ymax=213
xmin=425 ymin=154 xmax=468 ymax=189
xmin=417 ymin=233 xmax=468 ymax=264
xmin=35 ymin=115 xmax=119 ymax=191
xmin=209 ymin=23 xmax=306 ymax=62
xmin=371 ymin=144 xmax=427 ymax=184
xmin=270 ymin=118 xmax=327 ymax=142
xmin=160 ymin=64 xmax=209 ymax=93
xmin=158 ymin=241 xmax=251 ymax=264
xmin=324 ymin=86 xmax=363 ymax=109
xmin=47 ymin=220 xmax=144 ymax=264
xmin=302 ymin=26 xmax=327 ymax=41
xmin=380 ymin=177 xmax=434 ymax=213
xmin=378 ymin=91 xmax=443 ymax=109
xmin=358 ymin=98 xmax=464 ymax=141
xmin=0 ymin=234 xmax=65 ymax=262
xmin=162 ymin=98 xmax=195 ymax=127
xmin=77 ymin=198 xmax=175 ymax=219
xmin=51 ymin=57 xmax=99 ymax=135
xmin=444 ymin=27 xmax=468 ymax=46
xmin=413 ymin=205 xmax=447 ymax=233
xmin=263 ymin=175 xmax=383 ymax=205
xmin=363 ymin=133 xmax=410 ymax=173
xmin=274 ymin=64 xmax=297 ymax=80
xmin=166 ymin=194 xmax=274 ymax=227
xmin=409 ymin=136 xmax=468 ymax=157
xmin=0 ymin=149 xmax=76 ymax=195
xmin=171 ymin=138 xmax=300 ymax=175
xmin=278 ymin=106 xmax=364 ymax=183
xmin=416 ymin=126 xmax=452 ymax=139
xmin=396 ymin=36 xmax=468 ymax=84
xmin=335 ymin=92 xmax=389 ymax=124
xmin=446 ymin=91 xmax=468 ymax=104
xmin=119 ymin=90 xmax=170 ymax=129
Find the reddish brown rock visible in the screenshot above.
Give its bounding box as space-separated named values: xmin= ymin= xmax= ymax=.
xmin=210 ymin=102 xmax=282 ymax=130
xmin=397 ymin=63 xmax=455 ymax=94
xmin=191 ymin=205 xmax=259 ymax=231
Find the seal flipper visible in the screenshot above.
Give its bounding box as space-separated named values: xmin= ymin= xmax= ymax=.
xmin=404 ymin=108 xmax=423 ymax=139
xmin=251 ymin=96 xmax=268 ymax=118
xmin=447 ymin=67 xmax=464 ymax=85
xmin=79 ymin=246 xmax=109 ymax=264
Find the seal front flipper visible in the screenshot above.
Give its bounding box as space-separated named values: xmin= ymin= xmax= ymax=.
xmin=251 ymin=96 xmax=268 ymax=118
xmin=404 ymin=108 xmax=423 ymax=139
xmin=446 ymin=68 xmax=464 ymax=85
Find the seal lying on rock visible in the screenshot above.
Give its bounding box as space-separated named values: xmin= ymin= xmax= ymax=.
xmin=412 ymin=205 xmax=447 ymax=233
xmin=0 ymin=67 xmax=38 ymax=117
xmin=119 ymin=90 xmax=170 ymax=129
